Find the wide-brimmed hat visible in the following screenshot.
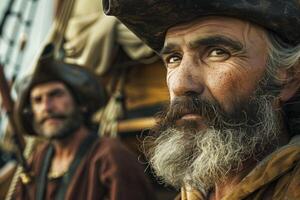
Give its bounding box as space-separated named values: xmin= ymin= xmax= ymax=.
xmin=15 ymin=53 xmax=107 ymax=135
xmin=103 ymin=0 xmax=300 ymax=52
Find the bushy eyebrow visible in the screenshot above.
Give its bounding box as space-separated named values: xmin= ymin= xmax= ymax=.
xmin=30 ymin=88 xmax=66 ymax=102
xmin=160 ymin=43 xmax=178 ymax=56
xmin=160 ymin=35 xmax=244 ymax=56
xmin=189 ymin=35 xmax=243 ymax=51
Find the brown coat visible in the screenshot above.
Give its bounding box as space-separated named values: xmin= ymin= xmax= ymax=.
xmin=13 ymin=137 xmax=156 ymax=200
xmin=178 ymin=135 xmax=300 ymax=200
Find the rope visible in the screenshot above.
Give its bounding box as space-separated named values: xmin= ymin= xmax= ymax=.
xmin=2 ymin=0 xmax=76 ymax=199
xmin=0 ymin=1 xmax=39 ymax=198
xmin=98 ymin=92 xmax=123 ymax=137
xmin=4 ymin=137 xmax=36 ymax=200
xmin=98 ymin=69 xmax=127 ymax=137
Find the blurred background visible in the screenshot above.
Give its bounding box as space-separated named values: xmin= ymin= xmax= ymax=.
xmin=0 ymin=0 xmax=176 ymax=199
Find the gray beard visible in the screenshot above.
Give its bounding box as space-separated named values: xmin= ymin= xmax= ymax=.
xmin=147 ymin=94 xmax=280 ymax=193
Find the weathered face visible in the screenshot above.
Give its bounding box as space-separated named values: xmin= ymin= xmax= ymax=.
xmin=161 ymin=16 xmax=268 ymax=117
xmin=149 ymin=17 xmax=281 ymax=192
xmin=30 ymin=81 xmax=81 ymax=139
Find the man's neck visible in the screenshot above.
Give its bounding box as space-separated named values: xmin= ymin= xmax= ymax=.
xmin=52 ymin=126 xmax=89 ymax=159
xmin=48 ymin=126 xmax=90 ymax=178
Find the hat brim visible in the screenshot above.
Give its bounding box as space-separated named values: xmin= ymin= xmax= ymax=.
xmin=103 ymin=0 xmax=300 ymax=52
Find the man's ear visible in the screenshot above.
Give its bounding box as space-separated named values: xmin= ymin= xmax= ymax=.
xmin=278 ymin=65 xmax=300 ymax=102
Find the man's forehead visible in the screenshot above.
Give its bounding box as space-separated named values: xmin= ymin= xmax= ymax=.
xmin=163 ymin=16 xmax=267 ymax=50
xmin=30 ymin=81 xmax=68 ymax=97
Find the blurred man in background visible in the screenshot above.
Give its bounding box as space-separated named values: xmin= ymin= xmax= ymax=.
xmin=12 ymin=55 xmax=156 ymax=200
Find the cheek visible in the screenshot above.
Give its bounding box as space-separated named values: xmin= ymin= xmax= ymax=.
xmin=33 ymin=113 xmax=41 ymax=123
xmin=54 ymin=98 xmax=74 ymax=114
xmin=32 ymin=107 xmax=42 ymax=121
xmin=64 ymin=99 xmax=76 ymax=113
xmin=206 ymin=67 xmax=237 ymax=111
xmin=205 ymin=61 xmax=266 ymax=112
xmin=166 ymin=68 xmax=178 ymax=99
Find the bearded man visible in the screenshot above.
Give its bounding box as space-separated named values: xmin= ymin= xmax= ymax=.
xmin=12 ymin=55 xmax=156 ymax=200
xmin=103 ymin=0 xmax=300 ymax=199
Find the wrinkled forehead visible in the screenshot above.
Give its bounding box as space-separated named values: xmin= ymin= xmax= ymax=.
xmin=164 ymin=16 xmax=268 ymax=50
xmin=30 ymin=81 xmax=69 ymax=98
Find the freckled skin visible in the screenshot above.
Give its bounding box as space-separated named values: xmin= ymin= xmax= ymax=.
xmin=163 ymin=16 xmax=268 ymax=113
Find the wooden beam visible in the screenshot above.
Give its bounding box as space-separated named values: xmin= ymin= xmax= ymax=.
xmin=117 ymin=117 xmax=156 ymax=133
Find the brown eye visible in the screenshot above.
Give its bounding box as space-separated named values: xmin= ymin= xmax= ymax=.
xmin=31 ymin=96 xmax=42 ymax=104
xmin=165 ymin=54 xmax=182 ymax=68
xmin=208 ymin=48 xmax=230 ymax=61
xmin=168 ymin=55 xmax=181 ymax=63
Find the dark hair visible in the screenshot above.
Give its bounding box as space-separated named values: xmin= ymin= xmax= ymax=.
xmin=283 ymin=92 xmax=300 ymax=136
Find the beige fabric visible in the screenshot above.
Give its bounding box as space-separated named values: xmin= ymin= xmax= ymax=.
xmin=63 ymin=0 xmax=154 ymax=75
xmin=179 ymin=135 xmax=300 ymax=200
xmin=58 ymin=0 xmax=160 ymax=137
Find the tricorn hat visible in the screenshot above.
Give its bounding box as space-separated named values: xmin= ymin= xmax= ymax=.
xmin=15 ymin=53 xmax=107 ymax=135
xmin=103 ymin=0 xmax=300 ymax=52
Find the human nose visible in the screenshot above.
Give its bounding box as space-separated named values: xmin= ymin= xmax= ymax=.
xmin=40 ymin=96 xmax=54 ymax=113
xmin=168 ymin=57 xmax=204 ymax=100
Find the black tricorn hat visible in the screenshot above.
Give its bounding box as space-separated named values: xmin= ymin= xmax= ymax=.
xmin=15 ymin=53 xmax=107 ymax=135
xmin=103 ymin=0 xmax=300 ymax=52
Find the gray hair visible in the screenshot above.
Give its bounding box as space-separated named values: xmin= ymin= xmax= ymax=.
xmin=266 ymin=32 xmax=300 ymax=79
xmin=266 ymin=32 xmax=300 ymax=136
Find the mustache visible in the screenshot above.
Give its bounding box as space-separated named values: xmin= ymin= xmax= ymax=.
xmin=155 ymin=95 xmax=258 ymax=134
xmin=39 ymin=113 xmax=67 ymax=124
xmin=162 ymin=96 xmax=224 ymax=125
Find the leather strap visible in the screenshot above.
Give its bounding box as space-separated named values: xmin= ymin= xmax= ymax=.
xmin=55 ymin=133 xmax=98 ymax=200
xmin=36 ymin=144 xmax=54 ymax=200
